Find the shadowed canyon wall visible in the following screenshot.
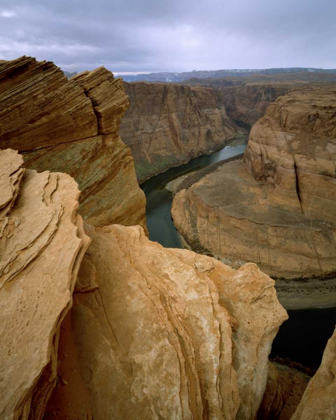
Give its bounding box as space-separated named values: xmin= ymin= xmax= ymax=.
xmin=120 ymin=82 xmax=237 ymax=183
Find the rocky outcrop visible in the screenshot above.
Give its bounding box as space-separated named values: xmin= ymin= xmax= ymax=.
xmin=0 ymin=149 xmax=90 ymax=419
xmin=172 ymin=87 xmax=336 ymax=280
xmin=0 ymin=56 xmax=146 ymax=229
xmin=120 ymin=82 xmax=237 ymax=183
xmin=219 ymin=84 xmax=292 ymax=127
xmin=46 ymin=224 xmax=287 ymax=420
xmin=291 ymin=328 xmax=336 ymax=419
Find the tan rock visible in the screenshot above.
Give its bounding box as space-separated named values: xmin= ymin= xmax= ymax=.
xmin=172 ymin=88 xmax=336 ymax=280
xmin=0 ymin=149 xmax=90 ymax=419
xmin=291 ymin=328 xmax=336 ymax=420
xmin=120 ymin=82 xmax=237 ymax=182
xmin=47 ymin=224 xmax=287 ymax=420
xmin=0 ymin=56 xmax=146 ymax=230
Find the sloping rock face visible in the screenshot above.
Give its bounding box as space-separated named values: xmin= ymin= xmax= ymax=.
xmin=0 ymin=149 xmax=90 ymax=420
xmin=46 ymin=224 xmax=287 ymax=420
xmin=172 ymin=88 xmax=336 ymax=280
xmin=291 ymin=328 xmax=336 ymax=419
xmin=120 ymin=82 xmax=237 ymax=183
xmin=0 ymin=56 xmax=146 ymax=229
xmin=220 ymin=83 xmax=291 ymax=127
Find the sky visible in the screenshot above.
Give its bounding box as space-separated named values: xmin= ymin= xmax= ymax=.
xmin=0 ymin=0 xmax=335 ymax=73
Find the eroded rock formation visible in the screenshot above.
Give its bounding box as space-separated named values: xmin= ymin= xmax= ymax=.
xmin=0 ymin=149 xmax=90 ymax=419
xmin=291 ymin=328 xmax=336 ymax=419
xmin=0 ymin=56 xmax=146 ymax=229
xmin=172 ymin=87 xmax=336 ymax=280
xmin=46 ymin=224 xmax=287 ymax=420
xmin=120 ymin=82 xmax=237 ymax=182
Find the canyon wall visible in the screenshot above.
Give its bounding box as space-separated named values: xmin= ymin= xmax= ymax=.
xmin=172 ymin=87 xmax=336 ymax=280
xmin=120 ymin=82 xmax=237 ymax=183
xmin=0 ymin=149 xmax=89 ymax=419
xmin=219 ymin=83 xmax=291 ymax=127
xmin=0 ymin=56 xmax=146 ymax=229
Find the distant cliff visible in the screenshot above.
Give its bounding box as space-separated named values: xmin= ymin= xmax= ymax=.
xmin=120 ymin=82 xmax=237 ymax=183
xmin=119 ymin=68 xmax=336 ymax=83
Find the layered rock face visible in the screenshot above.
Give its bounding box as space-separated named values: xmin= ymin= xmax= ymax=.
xmin=172 ymin=88 xmax=336 ymax=280
xmin=0 ymin=149 xmax=90 ymax=419
xmin=0 ymin=56 xmax=146 ymax=229
xmin=220 ymin=83 xmax=292 ymax=127
xmin=291 ymin=328 xmax=336 ymax=419
xmin=120 ymin=82 xmax=237 ymax=182
xmin=46 ymin=224 xmax=287 ymax=420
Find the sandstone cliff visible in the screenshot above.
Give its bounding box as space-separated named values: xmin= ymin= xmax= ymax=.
xmin=120 ymin=82 xmax=237 ymax=183
xmin=0 ymin=149 xmax=90 ymax=419
xmin=172 ymin=87 xmax=336 ymax=280
xmin=0 ymin=56 xmax=146 ymax=229
xmin=291 ymin=328 xmax=336 ymax=419
xmin=45 ymin=224 xmax=287 ymax=420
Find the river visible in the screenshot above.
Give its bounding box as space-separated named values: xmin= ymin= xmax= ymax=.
xmin=141 ymin=141 xmax=336 ymax=369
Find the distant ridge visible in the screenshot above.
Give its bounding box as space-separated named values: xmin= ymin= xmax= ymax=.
xmin=119 ymin=67 xmax=336 ymax=83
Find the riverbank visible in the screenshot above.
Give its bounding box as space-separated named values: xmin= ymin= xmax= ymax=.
xmin=275 ymin=277 xmax=336 ymax=310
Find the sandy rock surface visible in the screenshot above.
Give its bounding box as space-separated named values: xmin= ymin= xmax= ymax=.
xmin=46 ymin=224 xmax=287 ymax=420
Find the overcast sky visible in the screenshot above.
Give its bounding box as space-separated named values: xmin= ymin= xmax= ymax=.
xmin=0 ymin=0 xmax=335 ymax=73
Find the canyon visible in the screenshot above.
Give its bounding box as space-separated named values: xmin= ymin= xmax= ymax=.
xmin=0 ymin=56 xmax=335 ymax=420
xmin=172 ymin=87 xmax=336 ymax=284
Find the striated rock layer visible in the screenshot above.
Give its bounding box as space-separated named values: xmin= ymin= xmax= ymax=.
xmin=46 ymin=224 xmax=287 ymax=420
xmin=0 ymin=56 xmax=146 ymax=229
xmin=0 ymin=149 xmax=90 ymax=419
xmin=291 ymin=328 xmax=336 ymax=419
xmin=120 ymin=82 xmax=237 ymax=183
xmin=172 ymin=87 xmax=336 ymax=280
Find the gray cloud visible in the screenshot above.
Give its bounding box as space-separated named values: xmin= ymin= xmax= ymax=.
xmin=0 ymin=0 xmax=335 ymax=72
